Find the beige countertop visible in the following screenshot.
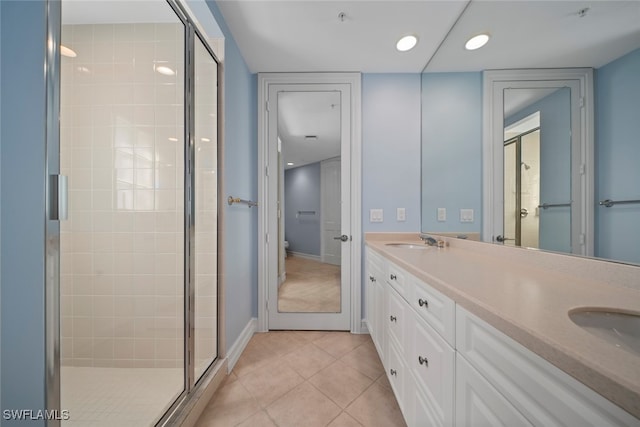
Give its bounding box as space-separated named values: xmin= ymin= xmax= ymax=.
xmin=366 ymin=233 xmax=640 ymax=419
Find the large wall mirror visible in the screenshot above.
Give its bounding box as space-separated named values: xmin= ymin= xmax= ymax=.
xmin=420 ymin=0 xmax=640 ymax=265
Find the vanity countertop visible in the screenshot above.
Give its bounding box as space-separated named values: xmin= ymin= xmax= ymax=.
xmin=366 ymin=232 xmax=640 ymax=419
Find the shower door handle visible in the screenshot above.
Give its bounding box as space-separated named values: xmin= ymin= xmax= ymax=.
xmin=49 ymin=174 xmax=68 ymax=221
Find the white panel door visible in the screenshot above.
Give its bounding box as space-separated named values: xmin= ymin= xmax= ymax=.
xmin=321 ymin=157 xmax=341 ymax=266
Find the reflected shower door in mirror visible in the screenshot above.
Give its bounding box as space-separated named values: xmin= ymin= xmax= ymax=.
xmin=503 ymin=119 xmax=541 ymax=248
xmin=277 ymin=92 xmax=342 ymax=314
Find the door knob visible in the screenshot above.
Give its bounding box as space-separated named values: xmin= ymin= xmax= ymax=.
xmin=333 ymin=234 xmax=349 ymax=242
xmin=495 ymin=235 xmax=515 ymax=243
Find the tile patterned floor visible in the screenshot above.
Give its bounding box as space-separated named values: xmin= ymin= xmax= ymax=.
xmin=278 ymin=256 xmax=341 ymax=313
xmin=195 ymin=331 xmax=406 ymax=427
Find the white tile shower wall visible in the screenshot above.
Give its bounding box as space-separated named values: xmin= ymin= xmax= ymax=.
xmin=60 ymin=23 xmax=185 ymax=368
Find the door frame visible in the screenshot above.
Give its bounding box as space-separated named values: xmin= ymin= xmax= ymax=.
xmin=482 ymin=68 xmax=594 ymax=256
xmin=257 ymin=73 xmax=362 ymax=333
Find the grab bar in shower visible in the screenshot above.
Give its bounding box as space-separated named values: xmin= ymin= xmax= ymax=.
xmin=538 ymin=202 xmax=571 ymax=209
xmin=599 ymin=199 xmax=640 ymax=208
xmin=227 ymin=196 xmax=258 ymax=208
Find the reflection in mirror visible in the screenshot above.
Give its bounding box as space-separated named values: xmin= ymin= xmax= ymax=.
xmin=503 ymin=88 xmax=571 ymax=253
xmin=420 ymin=0 xmax=640 ymax=265
xmin=277 ymin=92 xmax=342 ymax=313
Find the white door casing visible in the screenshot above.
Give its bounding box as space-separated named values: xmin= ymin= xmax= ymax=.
xmin=482 ymin=69 xmax=594 ymax=256
xmin=257 ymin=73 xmax=362 ymax=332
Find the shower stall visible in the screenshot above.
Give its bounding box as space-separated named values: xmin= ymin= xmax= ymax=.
xmin=51 ymin=0 xmax=221 ymax=425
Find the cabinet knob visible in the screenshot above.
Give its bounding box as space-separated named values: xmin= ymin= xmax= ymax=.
xmin=389 ymin=315 xmax=397 ymax=322
xmin=390 ymin=369 xmax=397 ymax=376
xmin=418 ymin=356 xmax=429 ymax=367
xmin=369 ymin=275 xmax=376 ymax=282
xmin=390 ymin=274 xmax=397 ymax=280
xmin=418 ymin=298 xmax=429 ymax=308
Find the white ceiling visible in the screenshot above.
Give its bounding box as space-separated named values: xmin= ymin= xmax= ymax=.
xmin=215 ymin=0 xmax=468 ymax=73
xmin=216 ymin=0 xmax=640 ymax=73
xmin=218 ymin=1 xmax=639 ymax=152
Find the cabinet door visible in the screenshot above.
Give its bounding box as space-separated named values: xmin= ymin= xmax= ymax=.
xmin=386 ymin=338 xmax=406 ymax=414
xmin=407 ymin=310 xmax=455 ymax=426
xmin=386 ymin=285 xmax=406 ymax=351
xmin=373 ymin=277 xmax=386 ymax=364
xmin=456 ymin=354 xmax=533 ymax=427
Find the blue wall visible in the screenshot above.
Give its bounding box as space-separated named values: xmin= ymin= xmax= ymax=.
xmin=284 ymin=163 xmax=321 ymax=256
xmin=362 ymin=74 xmax=422 ymax=233
xmin=205 ymin=1 xmax=258 ymax=349
xmin=421 ymin=72 xmax=482 ymax=233
xmin=595 ymin=48 xmax=640 ymax=264
xmin=1 ymin=1 xmax=48 ymax=424
xmin=506 ymin=88 xmax=571 ymax=253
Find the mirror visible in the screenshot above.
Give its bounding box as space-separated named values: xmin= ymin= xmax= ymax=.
xmin=420 ymin=1 xmax=640 ymax=265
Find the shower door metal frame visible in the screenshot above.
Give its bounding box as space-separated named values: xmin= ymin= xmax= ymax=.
xmin=504 ymin=126 xmax=540 ymax=247
xmin=44 ymin=0 xmax=224 ymax=425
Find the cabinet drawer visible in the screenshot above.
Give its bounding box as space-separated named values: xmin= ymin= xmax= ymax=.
xmin=410 ymin=275 xmax=456 ymax=346
xmin=386 ymin=286 xmax=406 ymax=350
xmin=456 ymin=307 xmax=640 ymax=427
xmin=387 ymin=261 xmax=408 ymax=298
xmin=456 ymin=353 xmax=533 ymax=427
xmin=408 ymin=311 xmax=455 ymax=426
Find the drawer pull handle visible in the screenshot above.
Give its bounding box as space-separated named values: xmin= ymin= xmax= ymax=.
xmin=418 ymin=298 xmax=429 ymax=308
xmin=418 ymin=356 xmax=429 ymax=367
xmin=369 ymin=275 xmax=376 ymax=282
xmin=390 ymin=274 xmax=397 ymax=280
xmin=389 ymin=315 xmax=397 ymax=322
xmin=390 ymin=369 xmax=397 ymax=376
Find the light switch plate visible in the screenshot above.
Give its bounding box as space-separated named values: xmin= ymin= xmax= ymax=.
xmin=437 ymin=208 xmax=446 ymax=222
xmin=396 ymin=208 xmax=406 ymax=222
xmin=370 ymin=209 xmax=384 ymax=223
xmin=460 ymin=208 xmax=474 ymax=223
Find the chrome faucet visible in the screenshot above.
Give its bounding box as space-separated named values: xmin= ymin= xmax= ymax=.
xmin=419 ymin=234 xmax=438 ymax=246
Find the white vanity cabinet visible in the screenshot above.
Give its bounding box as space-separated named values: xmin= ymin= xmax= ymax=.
xmin=367 ymin=247 xmax=456 ymax=427
xmin=365 ymin=245 xmax=640 ymax=427
xmin=365 ymin=248 xmax=386 ymax=363
xmin=456 ymin=307 xmax=640 ymax=427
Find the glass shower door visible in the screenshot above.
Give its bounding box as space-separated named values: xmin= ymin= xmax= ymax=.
xmin=193 ymin=34 xmax=219 ymax=383
xmin=60 ymin=1 xmax=186 ymax=425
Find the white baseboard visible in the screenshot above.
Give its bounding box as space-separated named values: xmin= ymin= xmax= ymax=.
xmin=289 ymin=251 xmax=321 ymax=262
xmin=360 ymin=320 xmax=370 ymax=335
xmin=227 ymin=317 xmax=257 ymax=373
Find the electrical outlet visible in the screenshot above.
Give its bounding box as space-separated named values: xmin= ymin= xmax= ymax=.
xmin=437 ymin=208 xmax=446 ymax=222
xmin=370 ymin=209 xmax=384 ymax=223
xmin=396 ymin=208 xmax=406 ymax=222
xmin=460 ymin=208 xmax=474 ymax=223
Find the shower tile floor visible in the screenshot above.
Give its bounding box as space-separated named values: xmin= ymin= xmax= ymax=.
xmin=61 ymin=366 xmax=182 ymax=427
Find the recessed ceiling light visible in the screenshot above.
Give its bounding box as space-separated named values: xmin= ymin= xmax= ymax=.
xmin=287 ymin=162 xmax=294 ymax=166
xmin=396 ymin=35 xmax=418 ymax=52
xmin=60 ymin=45 xmax=77 ymax=58
xmin=156 ymin=65 xmax=175 ymax=76
xmin=465 ymin=34 xmax=490 ymax=51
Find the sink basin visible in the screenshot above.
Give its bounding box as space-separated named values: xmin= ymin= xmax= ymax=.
xmin=569 ymin=309 xmax=640 ymax=356
xmin=385 ymin=243 xmax=430 ymax=250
